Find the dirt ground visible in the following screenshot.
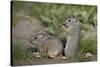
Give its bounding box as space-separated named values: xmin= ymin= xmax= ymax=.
xmin=13 ymin=57 xmax=74 ymax=66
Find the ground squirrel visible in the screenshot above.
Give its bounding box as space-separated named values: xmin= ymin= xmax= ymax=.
xmin=30 ymin=32 xmax=63 ymax=59
xmin=63 ymin=16 xmax=80 ymax=58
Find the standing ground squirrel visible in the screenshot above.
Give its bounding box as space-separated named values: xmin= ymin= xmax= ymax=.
xmin=63 ymin=16 xmax=80 ymax=59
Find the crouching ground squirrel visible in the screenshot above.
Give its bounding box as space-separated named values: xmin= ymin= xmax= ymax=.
xmin=63 ymin=16 xmax=80 ymax=59
xmin=30 ymin=32 xmax=63 ymax=59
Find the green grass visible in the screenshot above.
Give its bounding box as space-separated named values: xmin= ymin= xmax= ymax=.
xmin=75 ymin=38 xmax=97 ymax=62
xmin=80 ymin=38 xmax=97 ymax=54
xmin=12 ymin=42 xmax=32 ymax=64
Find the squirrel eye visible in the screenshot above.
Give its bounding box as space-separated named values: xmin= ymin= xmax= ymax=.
xmin=34 ymin=37 xmax=37 ymax=39
xmin=68 ymin=19 xmax=71 ymax=22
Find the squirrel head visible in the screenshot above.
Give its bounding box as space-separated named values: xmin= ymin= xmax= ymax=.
xmin=30 ymin=33 xmax=47 ymax=44
xmin=63 ymin=16 xmax=79 ymax=30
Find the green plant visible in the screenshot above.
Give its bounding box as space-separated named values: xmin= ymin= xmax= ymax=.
xmin=80 ymin=38 xmax=97 ymax=54
xmin=12 ymin=42 xmax=31 ymax=64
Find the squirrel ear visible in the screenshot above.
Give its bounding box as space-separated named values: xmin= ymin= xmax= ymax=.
xmin=41 ymin=34 xmax=45 ymax=38
xmin=75 ymin=17 xmax=80 ymax=23
xmin=37 ymin=33 xmax=45 ymax=39
xmin=70 ymin=16 xmax=79 ymax=23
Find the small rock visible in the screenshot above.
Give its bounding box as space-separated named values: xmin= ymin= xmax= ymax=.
xmin=61 ymin=56 xmax=67 ymax=60
xmin=33 ymin=52 xmax=41 ymax=58
xmin=85 ymin=52 xmax=93 ymax=58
